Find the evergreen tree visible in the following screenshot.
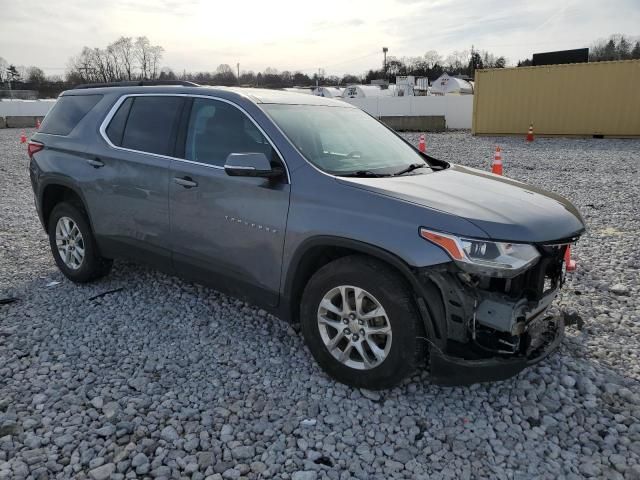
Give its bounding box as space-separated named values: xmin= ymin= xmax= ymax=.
xmin=603 ymin=39 xmax=617 ymax=60
xmin=617 ymin=36 xmax=631 ymax=59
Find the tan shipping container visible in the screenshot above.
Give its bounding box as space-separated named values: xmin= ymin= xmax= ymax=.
xmin=472 ymin=59 xmax=640 ymax=137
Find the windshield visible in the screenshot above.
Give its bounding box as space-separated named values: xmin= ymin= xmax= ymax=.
xmin=262 ymin=104 xmax=431 ymax=176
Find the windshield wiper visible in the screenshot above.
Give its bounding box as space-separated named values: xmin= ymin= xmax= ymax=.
xmin=392 ymin=163 xmax=430 ymax=176
xmin=339 ymin=170 xmax=390 ymax=178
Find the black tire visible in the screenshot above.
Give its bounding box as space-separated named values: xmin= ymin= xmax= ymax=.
xmin=48 ymin=202 xmax=112 ymax=283
xmin=300 ymin=255 xmax=425 ymax=390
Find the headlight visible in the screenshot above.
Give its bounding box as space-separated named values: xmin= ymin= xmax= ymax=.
xmin=420 ymin=228 xmax=540 ymax=277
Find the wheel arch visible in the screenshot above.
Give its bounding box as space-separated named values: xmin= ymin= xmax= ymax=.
xmin=282 ymin=236 xmax=427 ymax=323
xmin=40 ymin=179 xmax=93 ymax=234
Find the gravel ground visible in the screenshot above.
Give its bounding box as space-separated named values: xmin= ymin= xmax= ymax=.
xmin=1 ymin=127 xmax=639 ymax=480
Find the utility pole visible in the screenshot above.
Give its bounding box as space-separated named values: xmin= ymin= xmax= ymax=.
xmin=6 ymin=69 xmax=13 ymax=100
xmin=237 ymin=63 xmax=240 ymax=84
xmin=470 ymin=45 xmax=475 ymax=75
xmin=382 ymin=47 xmax=388 ymax=74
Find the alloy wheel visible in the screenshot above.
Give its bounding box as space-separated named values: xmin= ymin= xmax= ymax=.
xmin=55 ymin=216 xmax=85 ymax=270
xmin=317 ymin=285 xmax=392 ymax=370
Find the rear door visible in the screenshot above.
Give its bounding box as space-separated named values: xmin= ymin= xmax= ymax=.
xmin=88 ymin=94 xmax=185 ymax=267
xmin=169 ymin=97 xmax=290 ymax=306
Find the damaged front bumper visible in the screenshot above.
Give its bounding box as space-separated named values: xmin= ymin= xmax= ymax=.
xmin=429 ymin=314 xmax=564 ymax=385
xmin=414 ymin=243 xmax=571 ymax=386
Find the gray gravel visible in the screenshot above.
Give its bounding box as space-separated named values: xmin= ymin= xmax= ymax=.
xmin=1 ymin=127 xmax=639 ymax=479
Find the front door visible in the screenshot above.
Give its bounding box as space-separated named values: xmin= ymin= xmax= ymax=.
xmin=169 ymin=97 xmax=290 ymax=306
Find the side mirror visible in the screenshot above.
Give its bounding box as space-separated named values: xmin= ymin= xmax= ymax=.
xmin=224 ymin=153 xmax=283 ymax=178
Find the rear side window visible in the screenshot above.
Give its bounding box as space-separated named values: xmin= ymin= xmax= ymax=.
xmin=119 ymin=96 xmax=184 ymax=156
xmin=105 ymin=97 xmax=133 ymax=146
xmin=39 ymin=95 xmax=102 ymax=135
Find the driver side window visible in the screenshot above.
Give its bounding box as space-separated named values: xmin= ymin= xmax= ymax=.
xmin=185 ymin=98 xmax=275 ymax=167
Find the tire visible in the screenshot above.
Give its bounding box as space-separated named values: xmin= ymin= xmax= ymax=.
xmin=48 ymin=202 xmax=112 ymax=283
xmin=300 ymin=255 xmax=425 ymax=390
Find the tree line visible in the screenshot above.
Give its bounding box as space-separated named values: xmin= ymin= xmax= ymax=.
xmin=518 ymin=34 xmax=640 ymax=66
xmin=2 ymin=33 xmax=639 ymax=97
xmin=65 ymin=36 xmax=164 ymax=84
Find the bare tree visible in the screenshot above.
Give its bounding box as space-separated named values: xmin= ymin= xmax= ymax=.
xmin=149 ymin=45 xmax=164 ymax=79
xmin=111 ymin=37 xmax=135 ymax=80
xmin=66 ymin=36 xmax=164 ymax=83
xmin=27 ymin=66 xmax=46 ymax=84
xmin=423 ymin=50 xmax=442 ymax=69
xmin=0 ymin=57 xmax=7 ymax=82
xmin=92 ymin=47 xmax=113 ymax=82
xmin=134 ymin=37 xmax=151 ymax=79
xmin=214 ymin=64 xmax=236 ymax=85
xmin=132 ymin=37 xmax=164 ymax=80
xmin=445 ymin=50 xmax=469 ymax=72
xmin=67 ymin=47 xmax=101 ymax=83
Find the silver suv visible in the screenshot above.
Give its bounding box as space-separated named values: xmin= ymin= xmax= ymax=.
xmin=28 ymin=83 xmax=585 ymax=388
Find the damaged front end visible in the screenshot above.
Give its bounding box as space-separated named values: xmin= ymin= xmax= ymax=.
xmin=416 ymin=232 xmax=578 ymax=385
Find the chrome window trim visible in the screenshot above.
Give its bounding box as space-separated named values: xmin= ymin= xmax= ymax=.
xmin=98 ymin=93 xmax=290 ymax=183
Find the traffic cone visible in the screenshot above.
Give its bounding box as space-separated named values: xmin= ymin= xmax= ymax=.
xmin=564 ymin=245 xmax=576 ymax=272
xmin=526 ymin=123 xmax=534 ymax=143
xmin=20 ymin=130 xmax=27 ymax=144
xmin=418 ymin=134 xmax=426 ymax=153
xmin=491 ymin=146 xmax=503 ymax=175
xmin=36 ymin=118 xmax=41 ymax=129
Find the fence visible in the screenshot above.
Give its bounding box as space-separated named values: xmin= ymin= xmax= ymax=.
xmin=341 ymin=95 xmax=473 ymax=129
xmin=0 ymin=99 xmax=56 ymax=117
xmin=473 ymin=59 xmax=640 ymax=137
xmin=0 ymin=90 xmax=39 ymax=100
xmin=0 ymin=95 xmax=476 ymax=130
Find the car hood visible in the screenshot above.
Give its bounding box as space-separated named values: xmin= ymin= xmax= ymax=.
xmin=337 ymin=164 xmax=585 ymax=243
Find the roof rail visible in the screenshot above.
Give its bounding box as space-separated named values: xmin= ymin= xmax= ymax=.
xmin=73 ymin=80 xmax=200 ymax=89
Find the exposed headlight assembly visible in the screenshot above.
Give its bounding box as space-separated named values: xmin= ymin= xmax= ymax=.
xmin=420 ymin=228 xmax=540 ymax=278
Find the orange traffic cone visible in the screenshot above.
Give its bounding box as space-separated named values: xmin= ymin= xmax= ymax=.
xmin=36 ymin=118 xmax=41 ymax=129
xmin=20 ymin=130 xmax=27 ymax=144
xmin=526 ymin=123 xmax=534 ymax=143
xmin=418 ymin=134 xmax=426 ymax=153
xmin=492 ymin=146 xmax=503 ymax=175
xmin=564 ymin=245 xmax=576 ymax=272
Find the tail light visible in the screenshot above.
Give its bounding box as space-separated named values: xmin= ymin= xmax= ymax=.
xmin=27 ymin=140 xmax=44 ymax=159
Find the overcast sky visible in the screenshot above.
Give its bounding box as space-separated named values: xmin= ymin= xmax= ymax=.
xmin=1 ymin=0 xmax=639 ymax=77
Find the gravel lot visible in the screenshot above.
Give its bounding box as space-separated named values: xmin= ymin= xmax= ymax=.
xmin=1 ymin=127 xmax=639 ymax=480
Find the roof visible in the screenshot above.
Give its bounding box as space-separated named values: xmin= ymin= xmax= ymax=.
xmin=231 ymin=87 xmax=349 ymax=106
xmin=344 ymin=85 xmax=392 ymax=97
xmin=62 ymin=84 xmax=352 ymax=107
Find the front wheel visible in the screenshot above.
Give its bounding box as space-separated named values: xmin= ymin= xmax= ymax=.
xmin=300 ymin=255 xmax=425 ymax=390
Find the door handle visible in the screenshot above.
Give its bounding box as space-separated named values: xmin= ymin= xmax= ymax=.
xmin=174 ymin=176 xmax=198 ymax=188
xmin=86 ymin=158 xmax=104 ymax=168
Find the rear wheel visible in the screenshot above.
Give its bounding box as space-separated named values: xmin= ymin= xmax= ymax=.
xmin=300 ymin=255 xmax=424 ymax=389
xmin=48 ymin=202 xmax=112 ymax=283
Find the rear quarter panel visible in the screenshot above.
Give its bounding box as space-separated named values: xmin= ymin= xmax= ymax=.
xmin=31 ymin=94 xmax=120 ymax=231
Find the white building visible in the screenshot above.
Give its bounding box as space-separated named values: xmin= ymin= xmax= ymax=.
xmin=394 ymin=76 xmax=415 ymax=96
xmin=430 ymin=73 xmax=474 ymax=95
xmin=312 ymin=86 xmax=344 ymax=98
xmin=342 ymin=85 xmax=392 ymax=98
xmin=282 ymin=87 xmax=313 ymax=95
